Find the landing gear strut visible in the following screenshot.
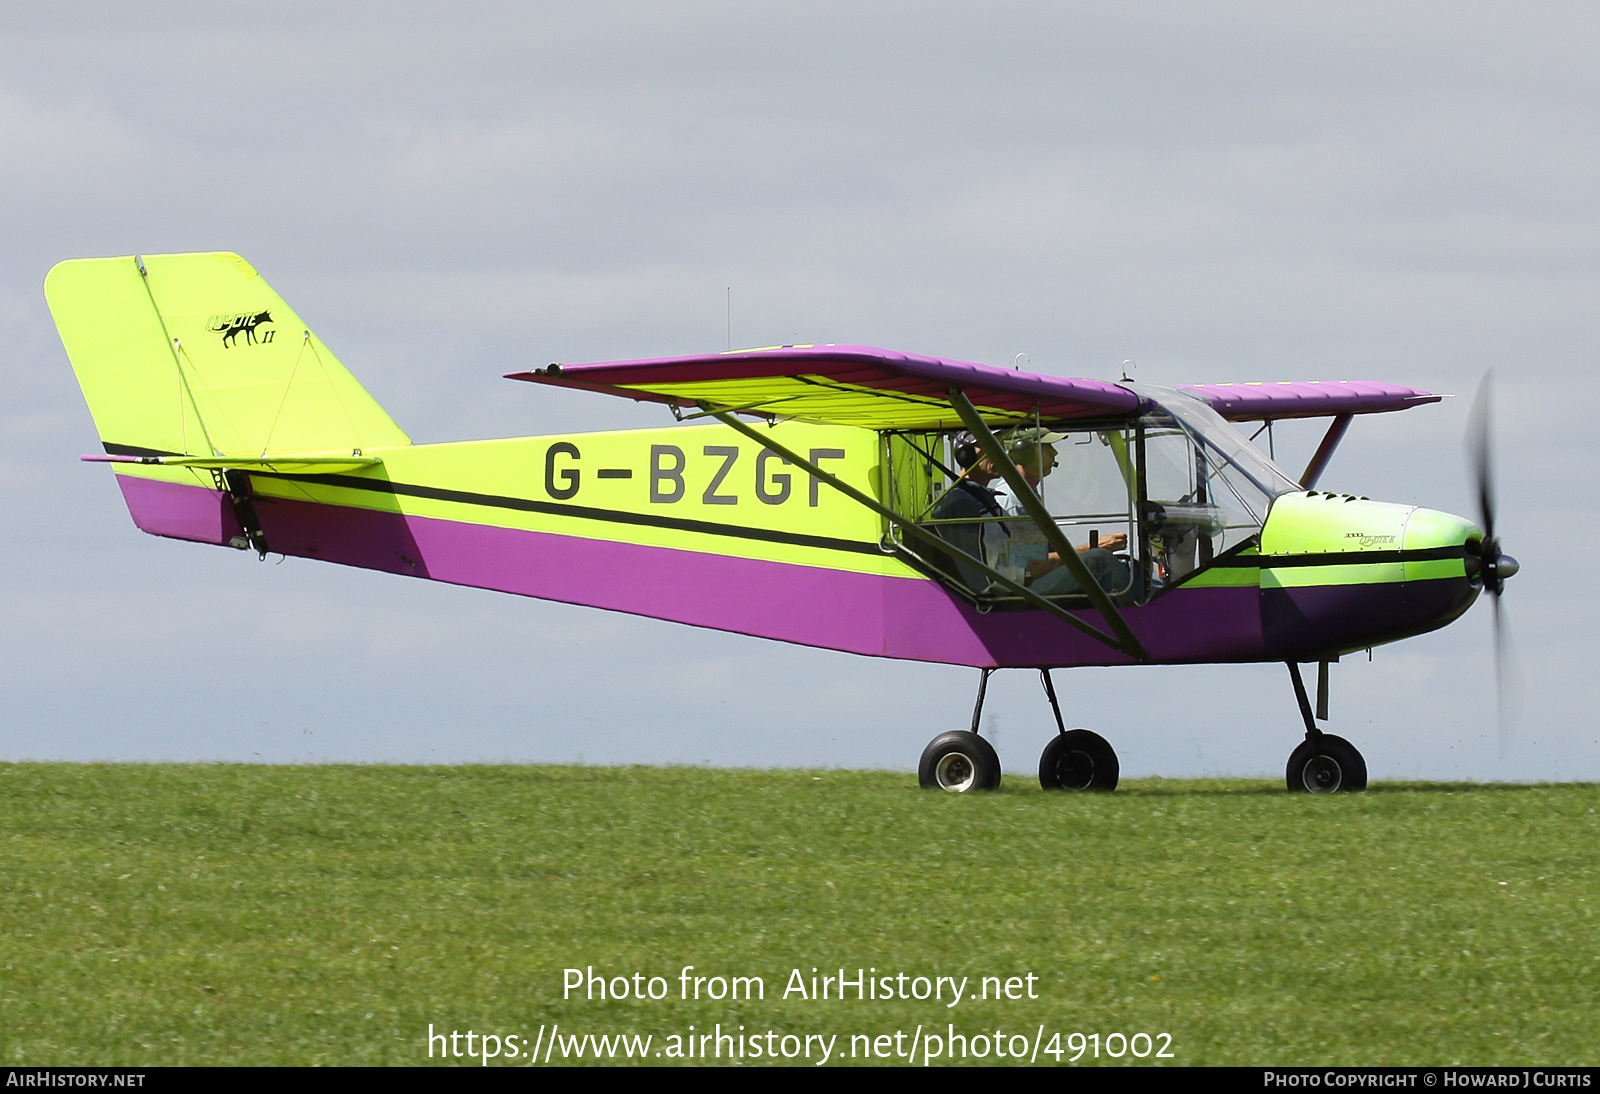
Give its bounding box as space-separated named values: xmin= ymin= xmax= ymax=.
xmin=918 ymin=667 xmax=1121 ymax=792
xmin=1284 ymin=661 xmax=1367 ymax=793
xmin=1037 ymin=668 xmax=1118 ymax=790
xmin=919 ymin=668 xmax=1003 ymax=791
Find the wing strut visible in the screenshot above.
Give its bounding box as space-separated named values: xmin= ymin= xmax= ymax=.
xmin=1299 ymin=415 xmax=1350 ymax=492
xmin=1299 ymin=413 xmax=1353 ymax=489
xmin=702 ymin=405 xmax=1139 ymax=657
xmin=946 ymin=387 xmax=1150 ymax=661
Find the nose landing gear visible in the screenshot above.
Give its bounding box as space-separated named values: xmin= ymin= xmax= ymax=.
xmin=1284 ymin=661 xmax=1367 ymax=793
xmin=1286 ymin=734 xmax=1367 ymax=793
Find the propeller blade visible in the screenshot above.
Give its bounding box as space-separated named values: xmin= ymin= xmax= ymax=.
xmin=1468 ymin=369 xmax=1521 ymax=753
xmin=1467 ymin=370 xmax=1496 ymax=542
xmin=1493 ymin=594 xmax=1524 ymax=757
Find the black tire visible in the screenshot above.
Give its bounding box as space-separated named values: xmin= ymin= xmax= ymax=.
xmin=1285 ymin=734 xmax=1368 ymax=793
xmin=1038 ymin=729 xmax=1119 ymax=791
xmin=918 ymin=731 xmax=1002 ymax=792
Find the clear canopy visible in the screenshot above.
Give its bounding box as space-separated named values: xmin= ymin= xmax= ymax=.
xmin=902 ymin=383 xmax=1302 ymax=603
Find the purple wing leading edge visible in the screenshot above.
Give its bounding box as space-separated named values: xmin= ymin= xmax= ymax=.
xmin=511 ymin=344 xmax=1439 ymax=427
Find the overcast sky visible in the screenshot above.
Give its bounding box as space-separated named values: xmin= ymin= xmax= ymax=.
xmin=3 ymin=2 xmax=1595 ymax=781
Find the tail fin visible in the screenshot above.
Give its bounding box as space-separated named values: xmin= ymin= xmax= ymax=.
xmin=46 ymin=252 xmax=409 ymax=459
xmin=47 ymin=252 xmax=409 ymax=549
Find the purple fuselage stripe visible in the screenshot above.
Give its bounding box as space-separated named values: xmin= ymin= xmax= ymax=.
xmin=248 ymin=488 xmax=1272 ymax=667
xmin=109 ymin=476 xmax=1473 ymax=669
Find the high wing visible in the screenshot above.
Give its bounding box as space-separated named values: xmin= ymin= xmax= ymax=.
xmin=509 ymin=345 xmax=1139 ymax=428
xmin=1183 ymin=380 xmax=1441 ymax=420
xmin=509 ymin=344 xmax=1440 ymax=426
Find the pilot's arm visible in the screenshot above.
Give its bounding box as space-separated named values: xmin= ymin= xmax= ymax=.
xmin=1026 ymin=533 xmax=1128 ymax=579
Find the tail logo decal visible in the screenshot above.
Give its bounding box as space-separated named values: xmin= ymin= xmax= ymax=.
xmin=206 ymin=309 xmax=275 ymax=348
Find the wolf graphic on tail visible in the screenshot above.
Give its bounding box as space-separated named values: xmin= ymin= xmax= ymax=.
xmin=206 ymin=309 xmax=274 ymax=347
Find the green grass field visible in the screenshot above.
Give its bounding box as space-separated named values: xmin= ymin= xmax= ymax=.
xmin=1 ymin=763 xmax=1596 ymax=1066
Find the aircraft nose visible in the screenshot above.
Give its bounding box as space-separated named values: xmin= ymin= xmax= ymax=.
xmin=1260 ymin=495 xmax=1483 ymax=660
xmin=1396 ymin=504 xmax=1487 ymax=630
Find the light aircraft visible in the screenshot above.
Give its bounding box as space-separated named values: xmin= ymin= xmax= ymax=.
xmin=46 ymin=252 xmax=1518 ymax=793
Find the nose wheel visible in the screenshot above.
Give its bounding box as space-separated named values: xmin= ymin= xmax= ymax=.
xmin=1285 ymin=734 xmax=1367 ymax=793
xmin=1284 ymin=662 xmax=1368 ymax=793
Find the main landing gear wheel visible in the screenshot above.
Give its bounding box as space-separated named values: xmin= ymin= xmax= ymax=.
xmin=919 ymin=731 xmax=1002 ymax=792
xmin=1286 ymin=735 xmax=1368 ymax=794
xmin=1038 ymin=729 xmax=1119 ymax=791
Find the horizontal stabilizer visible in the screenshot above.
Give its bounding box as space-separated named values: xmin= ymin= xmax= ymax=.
xmin=83 ymin=452 xmax=383 ymax=474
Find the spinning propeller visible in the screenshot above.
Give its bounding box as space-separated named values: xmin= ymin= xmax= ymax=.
xmin=1465 ymin=371 xmax=1523 ymax=752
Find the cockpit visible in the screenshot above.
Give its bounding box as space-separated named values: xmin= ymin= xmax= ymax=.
xmin=888 ymin=384 xmax=1302 ymax=606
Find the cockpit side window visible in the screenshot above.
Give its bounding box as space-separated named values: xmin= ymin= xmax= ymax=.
xmin=886 ymin=392 xmax=1297 ymax=605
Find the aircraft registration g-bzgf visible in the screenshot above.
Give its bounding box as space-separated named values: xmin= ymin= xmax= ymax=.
xmin=47 ymin=252 xmax=1518 ymax=794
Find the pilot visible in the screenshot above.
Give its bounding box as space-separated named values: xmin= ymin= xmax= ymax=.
xmin=999 ymin=428 xmax=1129 ymax=597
